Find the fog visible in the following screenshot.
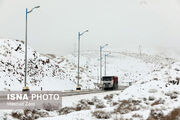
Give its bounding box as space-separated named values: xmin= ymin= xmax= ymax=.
xmin=0 ymin=0 xmax=180 ymax=56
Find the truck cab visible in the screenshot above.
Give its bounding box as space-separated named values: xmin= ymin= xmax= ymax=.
xmin=101 ymin=76 xmax=118 ymax=90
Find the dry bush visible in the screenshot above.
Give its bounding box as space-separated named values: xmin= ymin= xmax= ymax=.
xmin=75 ymin=103 xmax=90 ymax=111
xmin=59 ymin=99 xmax=93 ymax=115
xmin=11 ymin=112 xmax=23 ymax=120
xmin=151 ymin=99 xmax=165 ymax=106
xmin=132 ymin=100 xmax=141 ymax=105
xmin=132 ymin=113 xmax=143 ymax=118
xmin=96 ymin=101 xmax=106 ymax=109
xmin=174 ymin=68 xmax=180 ymax=71
xmin=87 ymin=100 xmax=94 ymax=105
xmin=114 ymin=100 xmax=140 ymax=114
xmin=165 ymin=92 xmax=178 ymax=99
xmin=74 ymin=99 xmax=92 ymax=111
xmin=163 ymin=108 xmax=180 ymax=120
xmin=143 ymin=97 xmax=147 ymax=101
xmin=104 ymin=94 xmax=113 ymax=100
xmin=11 ymin=109 xmax=49 ymax=120
xmin=147 ymin=109 xmax=164 ymax=120
xmin=58 ymin=107 xmax=76 ymax=115
xmin=149 ymin=96 xmax=155 ymax=101
xmin=112 ymin=102 xmax=119 ymax=106
xmin=79 ymin=99 xmax=94 ymax=106
xmin=92 ymin=110 xmax=111 ymax=119
xmin=148 ymin=108 xmax=180 ymax=120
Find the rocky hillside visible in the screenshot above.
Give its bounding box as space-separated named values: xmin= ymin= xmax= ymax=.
xmin=0 ymin=39 xmax=83 ymax=91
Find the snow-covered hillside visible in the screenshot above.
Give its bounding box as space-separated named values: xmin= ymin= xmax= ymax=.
xmin=0 ymin=38 xmax=178 ymax=91
xmin=1 ymin=38 xmax=180 ymax=119
xmin=0 ymin=39 xmax=77 ymax=91
xmin=37 ymin=61 xmax=180 ymax=120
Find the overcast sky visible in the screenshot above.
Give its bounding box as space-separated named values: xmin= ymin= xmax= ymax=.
xmin=0 ymin=0 xmax=180 ymax=56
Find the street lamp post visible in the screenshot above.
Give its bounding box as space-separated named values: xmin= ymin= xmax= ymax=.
xmin=104 ymin=52 xmax=111 ymax=76
xmin=76 ymin=30 xmax=88 ymax=90
xmin=23 ymin=6 xmax=40 ymax=91
xmin=99 ymin=44 xmax=108 ymax=84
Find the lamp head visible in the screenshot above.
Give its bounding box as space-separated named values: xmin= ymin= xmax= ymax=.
xmin=35 ymin=6 xmax=40 ymax=8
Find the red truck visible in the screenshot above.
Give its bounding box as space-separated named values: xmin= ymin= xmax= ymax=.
xmin=101 ymin=76 xmax=118 ymax=90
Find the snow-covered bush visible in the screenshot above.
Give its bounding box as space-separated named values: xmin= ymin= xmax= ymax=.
xmin=75 ymin=100 xmax=91 ymax=111
xmin=104 ymin=94 xmax=113 ymax=100
xmin=151 ymin=98 xmax=165 ymax=106
xmin=92 ymin=110 xmax=111 ymax=119
xmin=58 ymin=107 xmax=76 ymax=115
xmin=11 ymin=109 xmax=49 ymax=120
xmin=95 ymin=101 xmax=106 ymax=109
xmin=163 ymin=108 xmax=180 ymax=120
xmin=114 ymin=99 xmax=141 ymax=114
xmin=147 ymin=109 xmax=164 ymax=120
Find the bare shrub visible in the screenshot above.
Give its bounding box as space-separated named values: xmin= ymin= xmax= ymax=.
xmin=143 ymin=97 xmax=147 ymax=101
xmin=78 ymin=99 xmax=94 ymax=106
xmin=112 ymin=102 xmax=119 ymax=106
xmin=96 ymin=101 xmax=106 ymax=109
xmin=58 ymin=107 xmax=76 ymax=115
xmin=163 ymin=108 xmax=180 ymax=120
xmin=92 ymin=110 xmax=111 ymax=119
xmin=87 ymin=100 xmax=94 ymax=105
xmin=153 ymin=78 xmax=158 ymax=80
xmin=104 ymin=94 xmax=113 ymax=100
xmin=35 ymin=110 xmax=49 ymax=118
xmin=132 ymin=113 xmax=143 ymax=118
xmin=24 ymin=109 xmax=33 ymax=119
xmin=174 ymin=68 xmax=180 ymax=71
xmin=147 ymin=109 xmax=164 ymax=120
xmin=151 ymin=99 xmax=165 ymax=106
xmin=148 ymin=108 xmax=180 ymax=120
xmin=75 ymin=103 xmax=90 ymax=111
xmin=11 ymin=112 xmax=23 ymax=120
xmin=148 ymin=96 xmax=155 ymax=101
xmin=132 ymin=100 xmax=141 ymax=105
xmin=114 ymin=100 xmax=140 ymax=114
xmin=11 ymin=109 xmax=49 ymax=120
xmin=165 ymin=92 xmax=178 ymax=99
xmin=58 ymin=99 xmax=93 ymax=115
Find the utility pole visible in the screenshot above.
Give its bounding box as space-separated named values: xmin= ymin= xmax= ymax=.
xmin=104 ymin=52 xmax=111 ymax=76
xmin=99 ymin=44 xmax=108 ymax=83
xmin=76 ymin=30 xmax=88 ymax=90
xmin=23 ymin=6 xmax=40 ymax=92
xmin=139 ymin=45 xmax=142 ymax=56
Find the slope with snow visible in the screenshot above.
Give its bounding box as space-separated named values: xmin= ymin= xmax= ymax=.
xmin=37 ymin=61 xmax=180 ymax=120
xmin=0 ymin=38 xmax=168 ymax=91
xmin=1 ymin=38 xmax=180 ymax=119
xmin=0 ymin=39 xmax=77 ymax=91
